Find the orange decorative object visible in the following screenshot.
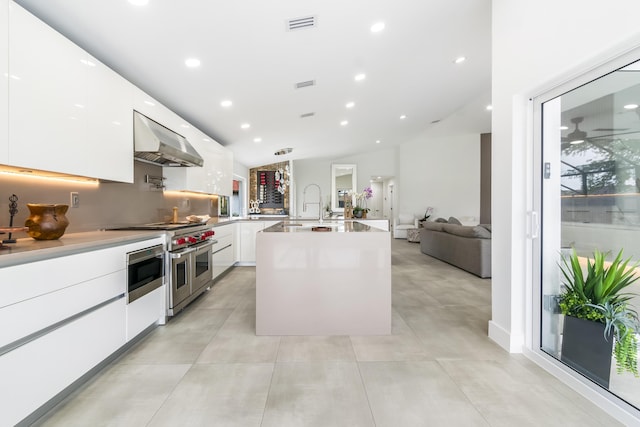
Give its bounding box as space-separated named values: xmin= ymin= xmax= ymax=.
xmin=25 ymin=204 xmax=69 ymax=240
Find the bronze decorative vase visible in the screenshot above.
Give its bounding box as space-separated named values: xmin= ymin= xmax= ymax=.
xmin=25 ymin=204 xmax=70 ymax=240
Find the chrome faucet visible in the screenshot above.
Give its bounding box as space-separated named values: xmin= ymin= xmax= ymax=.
xmin=302 ymin=183 xmax=323 ymax=223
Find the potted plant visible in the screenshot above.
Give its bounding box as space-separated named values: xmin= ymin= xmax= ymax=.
xmin=558 ymin=248 xmax=640 ymax=387
xmin=352 ymin=206 xmax=369 ymax=218
xmin=352 ymin=186 xmax=373 ymax=218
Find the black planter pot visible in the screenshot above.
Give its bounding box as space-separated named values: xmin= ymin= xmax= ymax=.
xmin=561 ymin=315 xmax=613 ymax=388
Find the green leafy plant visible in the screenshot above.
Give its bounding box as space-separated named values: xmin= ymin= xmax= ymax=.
xmin=559 ymin=248 xmax=640 ymax=376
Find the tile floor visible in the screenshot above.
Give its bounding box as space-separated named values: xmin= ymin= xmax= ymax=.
xmin=34 ymin=239 xmax=623 ymax=426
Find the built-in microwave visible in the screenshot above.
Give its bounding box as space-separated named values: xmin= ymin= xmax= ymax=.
xmin=212 ymin=195 xmax=229 ymax=217
xmin=126 ymin=245 xmax=165 ymax=304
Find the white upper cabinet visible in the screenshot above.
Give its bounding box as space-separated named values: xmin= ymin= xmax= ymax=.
xmin=8 ymin=4 xmax=133 ymax=182
xmin=132 ymin=86 xmax=176 ymax=129
xmin=164 ymin=128 xmax=233 ymax=195
xmin=86 ymin=54 xmax=134 ymax=182
xmin=0 ymin=0 xmax=8 ymax=164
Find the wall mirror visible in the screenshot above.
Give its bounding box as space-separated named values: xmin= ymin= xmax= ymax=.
xmin=331 ymin=164 xmax=357 ymax=213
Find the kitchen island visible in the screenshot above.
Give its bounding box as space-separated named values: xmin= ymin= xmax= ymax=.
xmin=255 ymin=221 xmax=391 ymax=335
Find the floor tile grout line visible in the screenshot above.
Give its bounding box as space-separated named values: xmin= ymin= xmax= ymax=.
xmin=434 ymin=357 xmax=494 ymax=426
xmin=354 ymin=359 xmax=379 ymax=426
xmin=258 ymin=335 xmax=281 ymax=426
xmin=143 ymin=364 xmax=193 ymax=427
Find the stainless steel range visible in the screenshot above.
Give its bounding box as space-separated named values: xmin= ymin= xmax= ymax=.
xmin=166 ymin=224 xmax=217 ymax=315
xmin=110 ymin=222 xmax=217 ymax=315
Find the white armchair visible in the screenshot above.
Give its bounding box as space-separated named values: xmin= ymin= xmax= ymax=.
xmin=393 ymin=213 xmax=419 ymax=239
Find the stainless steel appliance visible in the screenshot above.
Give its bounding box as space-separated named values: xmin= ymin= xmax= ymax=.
xmin=167 ymin=225 xmax=217 ymax=315
xmin=126 ymin=244 xmax=165 ymax=304
xmin=133 ymin=110 xmax=204 ymax=167
xmin=212 ymin=195 xmax=230 ymax=217
xmin=111 ymin=222 xmax=217 ymax=316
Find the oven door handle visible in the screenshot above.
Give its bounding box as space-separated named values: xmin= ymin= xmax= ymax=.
xmin=170 ymin=247 xmax=197 ymax=259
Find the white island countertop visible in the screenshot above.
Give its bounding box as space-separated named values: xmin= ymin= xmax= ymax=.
xmin=256 ymin=219 xmax=391 ymax=335
xmin=262 ymin=219 xmax=386 ymax=233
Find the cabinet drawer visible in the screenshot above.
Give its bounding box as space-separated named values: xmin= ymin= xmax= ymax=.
xmin=1 ymin=246 xmax=125 ymax=308
xmin=213 ymin=223 xmax=234 ymax=238
xmin=0 ymin=298 xmax=126 ymax=426
xmin=214 ymin=234 xmax=233 ymax=251
xmin=0 ymin=237 xmax=164 ymax=309
xmin=126 ymin=285 xmax=164 ymax=341
xmin=0 ymin=270 xmax=125 ymax=348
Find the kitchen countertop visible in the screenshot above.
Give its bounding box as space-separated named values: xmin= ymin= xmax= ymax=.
xmin=0 ymin=217 xmax=389 ymax=267
xmin=262 ymin=220 xmax=385 ymax=233
xmin=0 ymin=229 xmax=166 ymax=268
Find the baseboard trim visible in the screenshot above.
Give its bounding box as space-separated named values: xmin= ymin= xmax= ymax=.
xmin=488 ymin=320 xmax=524 ymax=353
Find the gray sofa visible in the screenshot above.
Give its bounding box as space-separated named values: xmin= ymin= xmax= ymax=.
xmin=419 ymin=221 xmax=491 ymax=278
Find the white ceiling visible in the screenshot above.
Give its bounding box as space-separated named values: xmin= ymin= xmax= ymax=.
xmin=14 ymin=0 xmax=492 ymax=168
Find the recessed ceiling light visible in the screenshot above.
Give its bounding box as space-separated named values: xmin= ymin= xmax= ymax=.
xmin=486 ymin=105 xmax=493 ymax=111
xmin=370 ymin=22 xmax=385 ymax=33
xmin=128 ymin=0 xmax=149 ymax=5
xmin=346 ymin=102 xmax=355 ymax=109
xmin=354 ymin=73 xmax=366 ymax=81
xmin=560 ymin=126 xmax=569 ymax=130
xmin=454 ymin=56 xmax=466 ymax=64
xmin=340 ymin=120 xmax=349 ymax=126
xmin=376 ymin=140 xmax=381 ymax=144
xmin=241 ymin=123 xmax=251 ymax=129
xmin=185 ymin=58 xmax=201 ymax=68
xmin=400 ymin=115 xmax=407 ymax=120
xmin=624 ymin=103 xmax=639 ymax=110
xmin=254 ymin=137 xmax=262 ymax=143
xmin=220 ymin=100 xmax=232 ymax=108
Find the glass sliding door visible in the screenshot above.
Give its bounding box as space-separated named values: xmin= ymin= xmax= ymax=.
xmin=540 ymin=59 xmax=640 ymax=408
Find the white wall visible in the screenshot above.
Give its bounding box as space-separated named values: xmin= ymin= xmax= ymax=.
xmin=291 ymin=148 xmax=397 ymax=218
xmin=291 ymin=158 xmax=332 ymax=218
xmin=491 ymin=0 xmax=640 ymax=354
xmin=233 ymin=160 xmax=249 ymax=181
xmin=396 ymin=91 xmax=490 ymax=222
xmin=398 ymin=132 xmax=481 ymax=222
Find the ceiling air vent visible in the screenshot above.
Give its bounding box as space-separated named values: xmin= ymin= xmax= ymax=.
xmin=300 ymin=112 xmax=315 ymax=118
xmin=295 ymin=80 xmax=315 ymax=89
xmin=287 ymin=15 xmax=317 ymax=31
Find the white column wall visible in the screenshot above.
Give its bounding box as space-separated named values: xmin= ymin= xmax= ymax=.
xmin=492 ymin=0 xmax=640 ymax=352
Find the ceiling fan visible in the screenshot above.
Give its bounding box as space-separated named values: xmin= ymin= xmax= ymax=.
xmin=562 ymin=117 xmax=587 ymax=144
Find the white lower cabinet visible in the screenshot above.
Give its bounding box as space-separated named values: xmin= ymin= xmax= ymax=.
xmin=238 ymin=221 xmax=280 ymax=265
xmin=0 ymin=236 xmax=164 ymax=425
xmin=212 ymin=223 xmax=235 ymax=280
xmin=126 ymin=285 xmax=164 ymax=341
xmin=0 ymin=298 xmax=126 ymax=426
xmin=238 ymin=221 xmax=264 ymax=265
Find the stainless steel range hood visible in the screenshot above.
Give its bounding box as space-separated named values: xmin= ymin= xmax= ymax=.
xmin=133 ymin=111 xmax=204 ymax=167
